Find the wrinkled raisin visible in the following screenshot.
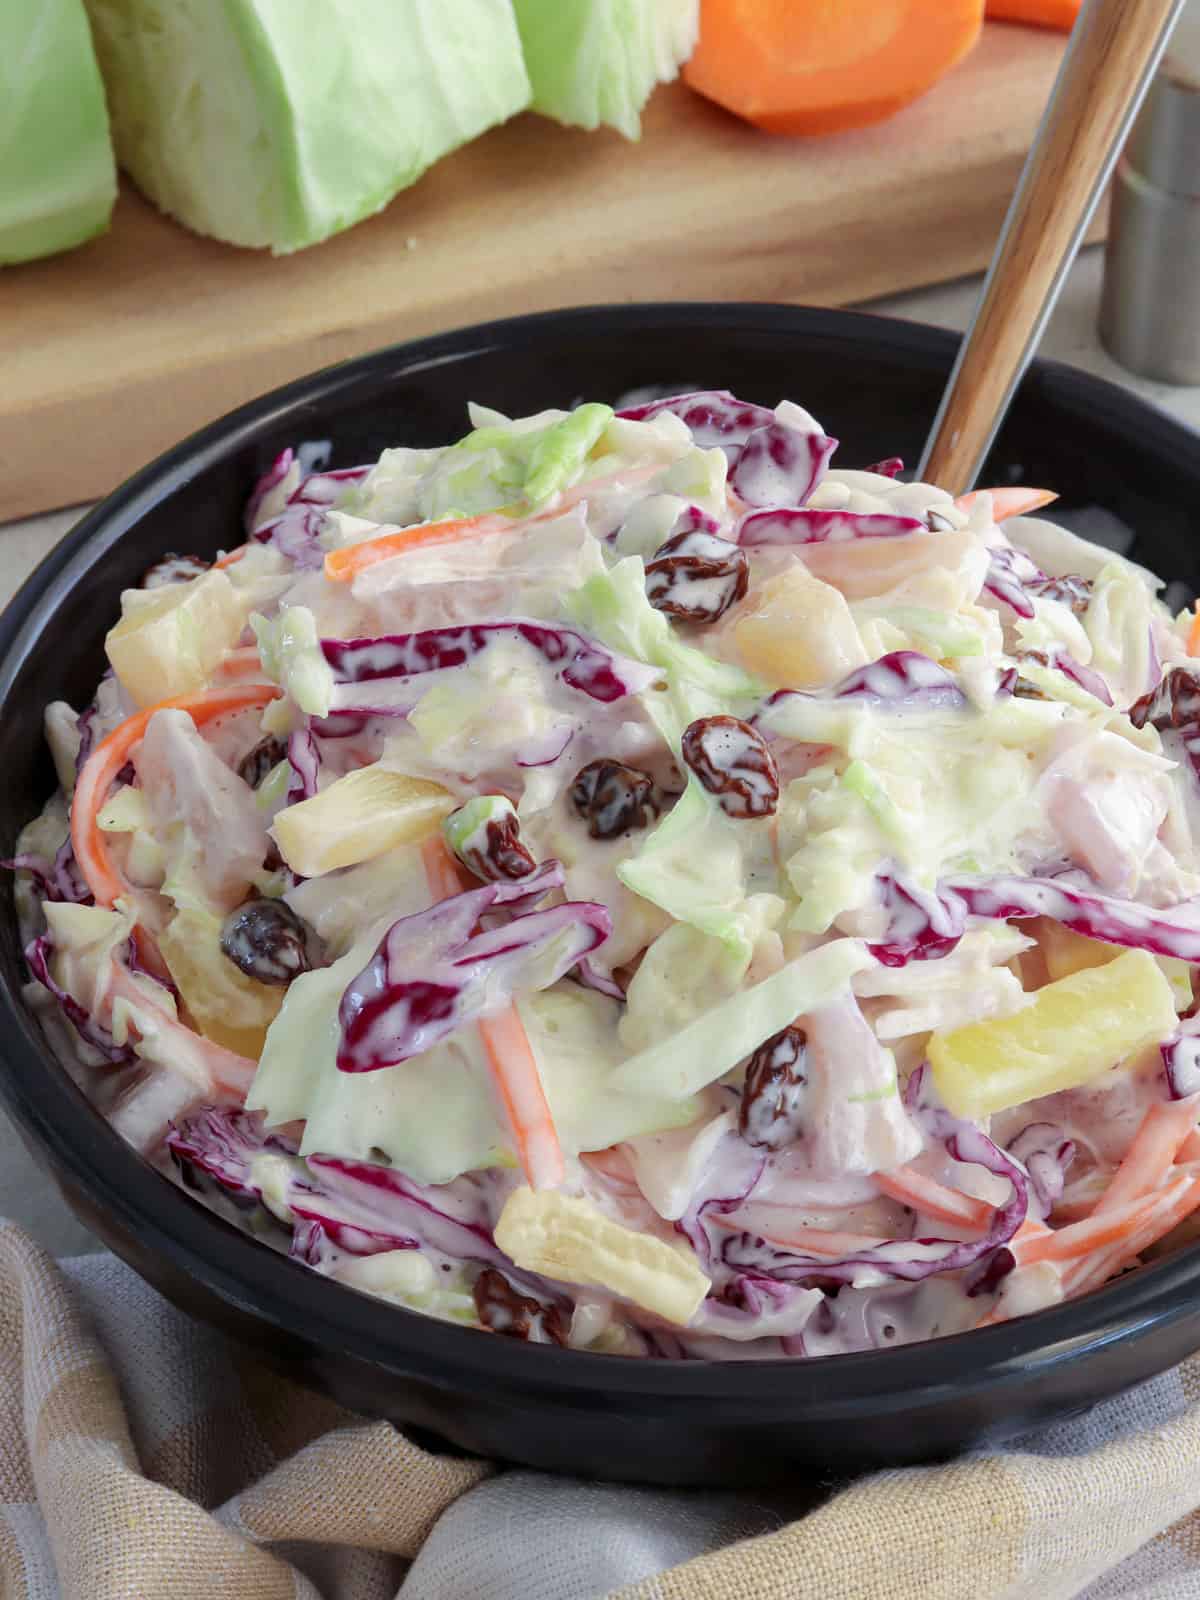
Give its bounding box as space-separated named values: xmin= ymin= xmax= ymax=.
xmin=1027 ymin=573 xmax=1093 ymax=616
xmin=570 ymin=759 xmax=658 ymax=839
xmin=473 ymin=1267 xmax=568 ymax=1345
xmin=141 ymin=553 xmax=211 ymax=588
xmin=220 ymin=898 xmax=315 ymax=986
xmin=645 ymin=529 xmax=749 ymax=624
xmin=739 ymin=1025 xmax=808 ymax=1150
xmin=1130 ymin=667 xmax=1200 ymax=732
xmin=681 ymin=715 xmax=779 ymax=819
xmin=464 ymin=815 xmax=536 ymax=883
xmin=238 ymin=735 xmax=288 ymax=790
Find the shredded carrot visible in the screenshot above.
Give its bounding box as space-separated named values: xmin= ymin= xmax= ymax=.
xmin=954 ymin=486 xmax=1059 ymax=522
xmin=874 ymin=1166 xmax=993 ymax=1230
xmin=1094 ymin=1099 xmax=1200 ymax=1217
xmin=419 ymin=835 xmax=564 ymax=1191
xmin=1187 ymin=603 xmax=1200 ymax=658
xmin=986 ymin=0 xmax=1080 ymax=29
xmin=108 ymin=964 xmax=257 ymax=1101
xmin=71 ymin=682 xmax=281 ymax=910
xmin=682 ymin=0 xmax=985 ymax=137
xmin=324 ymin=513 xmax=513 ymax=584
xmin=1065 ymin=1176 xmax=1200 ymax=1296
xmin=709 ymin=1211 xmax=887 ymax=1258
xmin=1014 ymin=1178 xmax=1193 ymax=1267
xmin=214 ymin=546 xmax=248 ymax=569
xmin=1180 ymin=1130 xmax=1200 ymax=1164
xmin=213 ymin=646 xmax=268 ymax=682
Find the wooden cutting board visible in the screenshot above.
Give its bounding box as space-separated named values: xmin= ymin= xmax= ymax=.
xmin=1 ymin=21 xmax=1097 ymax=523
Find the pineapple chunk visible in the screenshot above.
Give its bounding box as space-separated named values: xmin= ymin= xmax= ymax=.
xmin=272 ymin=765 xmax=454 ymax=878
xmin=929 ymin=948 xmax=1176 ymax=1120
xmin=1038 ymin=920 xmax=1120 ymax=982
xmin=495 ymin=1186 xmax=710 ymax=1326
xmin=105 ymin=569 xmax=250 ymax=708
xmin=732 ymin=567 xmax=867 ymax=689
xmin=159 ymin=909 xmax=282 ymax=1059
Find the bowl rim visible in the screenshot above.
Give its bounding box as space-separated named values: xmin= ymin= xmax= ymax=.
xmin=4 ymin=299 xmax=1200 ymax=1412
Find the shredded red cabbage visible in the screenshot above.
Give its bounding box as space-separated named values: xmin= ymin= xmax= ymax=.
xmin=865 ymin=457 xmax=904 ymax=479
xmin=762 ymin=652 xmax=968 ymax=722
xmin=981 ymin=544 xmax=1047 ymax=620
xmin=1162 ymin=1022 xmax=1200 ymax=1099
xmin=337 ymin=861 xmax=611 ymax=1072
xmin=1006 ymin=1123 xmax=1076 ymax=1216
xmin=614 ymin=390 xmax=775 ymax=457
xmin=321 ymin=622 xmax=656 ymax=706
xmin=737 ymin=508 xmax=924 ymax=548
xmin=286 ymin=729 xmax=320 ymax=803
xmin=730 ymin=419 xmax=838 ymax=511
xmin=244 ymin=449 xmax=296 ymax=535
xmin=24 ymin=935 xmax=133 ymax=1064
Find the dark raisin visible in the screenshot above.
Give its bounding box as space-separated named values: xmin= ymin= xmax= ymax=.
xmin=238 ymin=735 xmax=288 ymax=790
xmin=738 ymin=1024 xmax=808 ymax=1150
xmin=645 ymin=529 xmax=749 ymax=624
xmin=220 ymin=898 xmax=315 ymax=986
xmin=1026 ymin=573 xmax=1093 ymax=617
xmin=570 ymin=759 xmax=659 ymax=840
xmin=141 ymin=553 xmax=211 ymax=588
xmin=1129 ymin=667 xmax=1200 ymax=732
xmin=680 ymin=715 xmax=779 ymax=819
xmin=472 ymin=1268 xmax=568 ymax=1345
xmin=463 ymin=815 xmax=536 ymax=883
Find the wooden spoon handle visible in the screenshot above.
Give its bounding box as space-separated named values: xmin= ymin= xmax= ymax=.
xmin=920 ymin=0 xmax=1187 ymax=495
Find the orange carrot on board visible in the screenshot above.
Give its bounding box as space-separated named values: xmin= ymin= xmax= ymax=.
xmin=954 ymin=487 xmax=1059 ymax=521
xmin=874 ymin=1166 xmax=994 ymax=1230
xmin=682 ymin=0 xmax=985 ymax=138
xmin=419 ymin=835 xmax=565 ymax=1192
xmin=986 ymin=0 xmax=1081 ymax=29
xmin=71 ymin=683 xmax=281 ymax=909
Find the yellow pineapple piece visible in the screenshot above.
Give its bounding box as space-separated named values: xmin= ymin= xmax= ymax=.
xmin=1038 ymin=919 xmax=1121 ymax=982
xmin=929 ymin=948 xmax=1176 ymax=1120
xmin=105 ymin=569 xmax=251 ymax=708
xmin=731 ymin=567 xmax=867 ymax=690
xmin=159 ymin=909 xmax=282 ymax=1059
xmin=272 ymin=765 xmax=455 ymax=878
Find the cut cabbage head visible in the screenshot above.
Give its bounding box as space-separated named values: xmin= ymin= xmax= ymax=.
xmin=82 ymin=0 xmax=532 ymax=251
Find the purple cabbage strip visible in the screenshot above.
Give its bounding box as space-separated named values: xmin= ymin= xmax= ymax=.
xmin=981 ymin=544 xmax=1048 ymax=621
xmin=24 ymin=936 xmax=133 ymax=1065
xmin=322 ymin=621 xmax=657 ymax=707
xmin=869 ymin=868 xmax=1200 ymax=968
xmin=244 ymin=448 xmax=296 ymax=534
xmin=615 ymin=390 xmax=775 ymax=457
xmin=1006 ymin=1123 xmax=1076 ymax=1217
xmin=337 ymin=860 xmax=611 ymax=1072
xmin=573 ymin=956 xmax=626 ymax=1001
xmin=761 ymin=652 xmax=968 ymax=724
xmin=5 ymin=840 xmax=92 ymax=907
xmin=865 ymin=457 xmax=904 ymax=479
xmin=1004 ymin=647 xmax=1112 ymax=707
xmin=737 ymin=507 xmax=924 ymax=548
xmin=730 ymin=419 xmax=838 ymax=511
xmin=253 ymin=503 xmax=327 ymax=571
xmin=676 ymin=1132 xmax=767 ymax=1273
xmin=286 ymin=729 xmax=320 ymax=803
xmin=1162 ymin=1024 xmax=1200 ymax=1099
xmin=167 ymin=1106 xmax=299 ymax=1197
xmin=289 ymin=465 xmax=369 ymax=508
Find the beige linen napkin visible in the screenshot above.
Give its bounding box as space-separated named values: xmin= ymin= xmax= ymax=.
xmin=5 ymin=1216 xmax=1200 ymax=1600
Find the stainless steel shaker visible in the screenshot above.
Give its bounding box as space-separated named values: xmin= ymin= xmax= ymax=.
xmin=1099 ymin=10 xmax=1200 ymax=383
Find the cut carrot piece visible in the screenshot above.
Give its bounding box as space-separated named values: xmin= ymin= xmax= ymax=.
xmin=1065 ymin=1176 xmax=1200 ymax=1296
xmin=324 ymin=513 xmax=512 ymax=583
xmin=214 ymin=646 xmax=267 ymax=681
xmin=709 ymin=1211 xmax=887 ymax=1257
xmin=1014 ymin=1178 xmax=1193 ymax=1266
xmin=683 ymin=0 xmax=985 ymax=138
xmin=419 ymin=836 xmax=564 ymax=1191
xmin=71 ymin=683 xmax=280 ymax=910
xmin=954 ymin=486 xmax=1059 ymax=522
xmin=214 ymin=546 xmax=248 ymax=569
xmin=1187 ymin=604 xmax=1200 ymax=658
xmin=1094 ymin=1099 xmax=1200 ymax=1217
xmin=986 ymin=0 xmax=1081 ymax=29
xmin=874 ymin=1165 xmax=994 ymax=1230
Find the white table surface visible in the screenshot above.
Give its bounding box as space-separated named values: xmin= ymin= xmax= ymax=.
xmin=4 ymin=245 xmax=1200 ymax=1259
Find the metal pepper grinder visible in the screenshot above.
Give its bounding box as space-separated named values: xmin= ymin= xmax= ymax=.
xmin=1099 ymin=6 xmax=1200 ymax=384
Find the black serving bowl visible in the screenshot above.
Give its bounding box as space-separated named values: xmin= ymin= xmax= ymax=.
xmin=4 ymin=304 xmax=1200 ymax=1488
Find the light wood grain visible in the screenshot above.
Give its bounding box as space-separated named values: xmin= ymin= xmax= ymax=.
xmin=922 ymin=0 xmax=1186 ymax=494
xmin=0 ymin=23 xmax=1091 ymax=522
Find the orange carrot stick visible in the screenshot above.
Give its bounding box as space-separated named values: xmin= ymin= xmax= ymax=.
xmin=1065 ymin=1175 xmax=1200 ymax=1295
xmin=214 ymin=546 xmax=248 ymax=570
xmin=986 ymin=0 xmax=1081 ymax=29
xmin=708 ymin=1211 xmax=888 ymax=1257
xmin=213 ymin=646 xmax=268 ymax=681
xmin=1094 ymin=1099 xmax=1200 ymax=1216
xmin=874 ymin=1166 xmax=994 ymax=1230
xmin=419 ymin=836 xmax=564 ymax=1191
xmin=955 ymin=487 xmax=1059 ymax=522
xmin=683 ymin=0 xmax=985 ymax=138
xmin=1015 ymin=1178 xmax=1193 ymax=1266
xmin=324 ymin=513 xmax=513 ymax=583
xmin=71 ymin=683 xmax=280 ymax=909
